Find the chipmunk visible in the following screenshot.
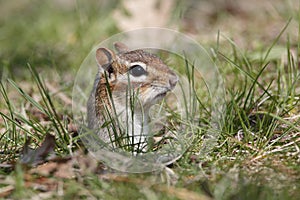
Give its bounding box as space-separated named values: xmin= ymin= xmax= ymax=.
xmin=87 ymin=42 xmax=178 ymax=153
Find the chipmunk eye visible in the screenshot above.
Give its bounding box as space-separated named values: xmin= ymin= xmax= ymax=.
xmin=129 ymin=65 xmax=147 ymax=77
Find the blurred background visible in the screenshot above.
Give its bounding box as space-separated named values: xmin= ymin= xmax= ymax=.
xmin=0 ymin=0 xmax=298 ymax=78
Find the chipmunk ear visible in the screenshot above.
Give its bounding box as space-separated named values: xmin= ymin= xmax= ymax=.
xmin=114 ymin=42 xmax=129 ymax=53
xmin=95 ymin=48 xmax=116 ymax=72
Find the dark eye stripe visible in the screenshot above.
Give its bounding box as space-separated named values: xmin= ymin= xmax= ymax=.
xmin=129 ymin=65 xmax=147 ymax=77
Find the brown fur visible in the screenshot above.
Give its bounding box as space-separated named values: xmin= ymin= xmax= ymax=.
xmin=87 ymin=42 xmax=178 ymax=150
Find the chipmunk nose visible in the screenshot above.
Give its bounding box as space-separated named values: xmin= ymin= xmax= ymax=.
xmin=169 ymin=74 xmax=179 ymax=89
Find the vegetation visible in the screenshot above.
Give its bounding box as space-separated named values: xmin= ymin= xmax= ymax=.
xmin=0 ymin=0 xmax=299 ymax=199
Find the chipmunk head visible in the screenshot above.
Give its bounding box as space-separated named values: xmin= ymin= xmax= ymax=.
xmin=95 ymin=42 xmax=178 ymax=109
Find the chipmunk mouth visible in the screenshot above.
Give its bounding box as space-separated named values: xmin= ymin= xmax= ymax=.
xmin=153 ymin=91 xmax=169 ymax=102
xmin=149 ymin=84 xmax=173 ymax=102
xmin=156 ymin=91 xmax=167 ymax=98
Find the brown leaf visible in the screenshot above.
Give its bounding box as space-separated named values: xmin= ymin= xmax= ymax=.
xmin=29 ymin=162 xmax=59 ymax=177
xmin=29 ymin=160 xmax=75 ymax=179
xmin=28 ymin=151 xmax=101 ymax=179
xmin=0 ymin=185 xmax=14 ymax=198
xmin=20 ymin=133 xmax=56 ymax=167
xmin=53 ymin=161 xmax=74 ymax=179
xmin=29 ymin=107 xmax=50 ymax=121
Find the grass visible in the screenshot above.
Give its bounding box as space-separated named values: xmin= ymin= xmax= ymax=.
xmin=1 ymin=0 xmax=300 ymax=199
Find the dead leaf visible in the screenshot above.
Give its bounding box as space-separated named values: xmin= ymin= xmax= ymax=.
xmin=25 ymin=176 xmax=60 ymax=198
xmin=29 ymin=160 xmax=75 ymax=179
xmin=28 ymin=107 xmax=50 ymax=121
xmin=29 ymin=151 xmax=101 ymax=179
xmin=29 ymin=162 xmax=59 ymax=177
xmin=20 ymin=133 xmax=56 ymax=167
xmin=53 ymin=161 xmax=74 ymax=179
xmin=0 ymin=185 xmax=14 ymax=198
